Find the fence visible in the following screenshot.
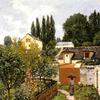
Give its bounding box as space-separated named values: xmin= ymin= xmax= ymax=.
xmin=32 ymin=81 xmax=58 ymax=100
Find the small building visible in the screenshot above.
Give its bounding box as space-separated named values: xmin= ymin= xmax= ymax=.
xmin=59 ymin=64 xmax=80 ymax=84
xmin=21 ymin=33 xmax=42 ymax=50
xmin=57 ymin=46 xmax=100 ymax=85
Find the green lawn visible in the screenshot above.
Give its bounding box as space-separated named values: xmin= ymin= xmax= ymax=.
xmin=59 ymin=84 xmax=100 ymax=100
xmin=52 ymin=92 xmax=66 ymax=100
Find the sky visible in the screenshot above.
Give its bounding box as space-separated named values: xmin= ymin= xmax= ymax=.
xmin=0 ymin=0 xmax=100 ymax=44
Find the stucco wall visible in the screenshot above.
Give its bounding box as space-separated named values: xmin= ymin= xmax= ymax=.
xmin=59 ymin=65 xmax=80 ymax=84
xmin=80 ymin=67 xmax=95 ymax=85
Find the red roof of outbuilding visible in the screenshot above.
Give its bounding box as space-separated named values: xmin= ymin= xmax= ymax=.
xmin=60 ymin=64 xmax=75 ymax=68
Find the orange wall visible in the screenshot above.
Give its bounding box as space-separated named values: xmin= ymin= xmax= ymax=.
xmin=59 ymin=67 xmax=80 ymax=84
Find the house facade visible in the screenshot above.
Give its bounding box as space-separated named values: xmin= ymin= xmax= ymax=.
xmin=21 ymin=33 xmax=42 ymax=50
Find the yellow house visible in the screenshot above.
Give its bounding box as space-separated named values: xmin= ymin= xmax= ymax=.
xmin=21 ymin=33 xmax=42 ymax=50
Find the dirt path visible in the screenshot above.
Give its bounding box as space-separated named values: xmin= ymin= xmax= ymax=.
xmin=58 ymin=89 xmax=75 ymax=100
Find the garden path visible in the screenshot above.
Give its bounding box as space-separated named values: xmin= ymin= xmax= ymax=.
xmin=58 ymin=89 xmax=75 ymax=100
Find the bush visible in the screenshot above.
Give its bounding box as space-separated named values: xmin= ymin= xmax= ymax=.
xmin=14 ymin=84 xmax=35 ymax=100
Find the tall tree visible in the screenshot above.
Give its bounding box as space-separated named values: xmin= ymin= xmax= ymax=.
xmin=50 ymin=15 xmax=56 ymax=41
xmin=31 ymin=15 xmax=56 ymax=53
xmin=89 ymin=10 xmax=100 ymax=41
xmin=36 ymin=18 xmax=41 ymax=38
xmin=31 ymin=21 xmax=36 ymax=37
xmin=63 ymin=13 xmax=89 ymax=46
xmin=46 ymin=15 xmax=51 ymax=43
xmin=41 ymin=16 xmax=46 ymax=48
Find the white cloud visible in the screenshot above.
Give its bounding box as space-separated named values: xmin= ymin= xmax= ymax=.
xmin=55 ymin=24 xmax=63 ymax=39
xmin=0 ymin=0 xmax=100 ymax=44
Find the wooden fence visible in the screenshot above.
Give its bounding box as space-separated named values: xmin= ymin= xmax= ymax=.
xmin=32 ymin=81 xmax=58 ymax=100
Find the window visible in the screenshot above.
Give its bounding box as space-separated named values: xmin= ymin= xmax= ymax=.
xmin=64 ymin=54 xmax=70 ymax=63
xmin=26 ymin=38 xmax=31 ymax=42
xmin=84 ymin=52 xmax=89 ymax=58
xmin=29 ymin=44 xmax=30 ymax=47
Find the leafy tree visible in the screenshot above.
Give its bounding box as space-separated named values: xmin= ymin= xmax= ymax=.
xmin=82 ymin=41 xmax=92 ymax=46
xmin=93 ymin=31 xmax=100 ymax=46
xmin=0 ymin=46 xmax=26 ymax=100
xmin=4 ymin=36 xmax=12 ymax=46
xmin=32 ymin=53 xmax=57 ymax=91
xmin=63 ymin=13 xmax=89 ymax=46
xmin=31 ymin=21 xmax=36 ymax=37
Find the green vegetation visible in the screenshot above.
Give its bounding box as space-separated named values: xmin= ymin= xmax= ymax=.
xmin=63 ymin=10 xmax=100 ymax=46
xmin=0 ymin=35 xmax=58 ymax=99
xmin=0 ymin=46 xmax=27 ymax=100
xmin=59 ymin=84 xmax=69 ymax=91
xmin=31 ymin=15 xmax=56 ymax=53
xmin=59 ymin=84 xmax=100 ymax=100
xmin=52 ymin=92 xmax=66 ymax=100
xmin=74 ymin=85 xmax=100 ymax=100
xmin=4 ymin=35 xmax=12 ymax=46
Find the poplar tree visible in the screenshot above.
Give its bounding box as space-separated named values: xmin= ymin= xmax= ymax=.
xmin=89 ymin=10 xmax=100 ymax=41
xmin=36 ymin=18 xmax=41 ymax=38
xmin=41 ymin=16 xmax=46 ymax=48
xmin=31 ymin=21 xmax=36 ymax=37
xmin=46 ymin=15 xmax=51 ymax=43
xmin=50 ymin=15 xmax=55 ymax=41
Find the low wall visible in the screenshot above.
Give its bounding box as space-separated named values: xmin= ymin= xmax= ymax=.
xmin=32 ymin=81 xmax=58 ymax=100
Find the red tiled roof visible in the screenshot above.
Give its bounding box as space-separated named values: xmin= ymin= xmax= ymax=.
xmin=60 ymin=64 xmax=75 ymax=68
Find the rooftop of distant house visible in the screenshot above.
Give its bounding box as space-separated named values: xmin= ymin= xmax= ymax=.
xmin=56 ymin=42 xmax=74 ymax=48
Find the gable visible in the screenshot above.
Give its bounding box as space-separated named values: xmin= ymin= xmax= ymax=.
xmin=21 ymin=33 xmax=43 ymax=50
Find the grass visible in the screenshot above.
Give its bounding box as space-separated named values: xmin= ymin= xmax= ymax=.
xmin=59 ymin=84 xmax=100 ymax=100
xmin=59 ymin=84 xmax=69 ymax=91
xmin=52 ymin=92 xmax=67 ymax=100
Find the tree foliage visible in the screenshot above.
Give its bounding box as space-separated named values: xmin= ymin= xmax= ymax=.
xmin=4 ymin=36 xmax=12 ymax=46
xmin=36 ymin=18 xmax=41 ymax=38
xmin=63 ymin=13 xmax=89 ymax=46
xmin=89 ymin=10 xmax=100 ymax=40
xmin=32 ymin=54 xmax=57 ymax=80
xmin=0 ymin=46 xmax=26 ymax=100
xmin=93 ymin=31 xmax=100 ymax=46
xmin=31 ymin=21 xmax=36 ymax=37
xmin=41 ymin=16 xmax=46 ymax=45
xmin=31 ymin=15 xmax=56 ymax=51
xmin=63 ymin=10 xmax=100 ymax=46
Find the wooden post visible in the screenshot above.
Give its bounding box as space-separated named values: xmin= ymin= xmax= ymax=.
xmin=96 ymin=69 xmax=98 ymax=91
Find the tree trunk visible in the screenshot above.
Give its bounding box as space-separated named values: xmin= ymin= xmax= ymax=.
xmin=7 ymin=89 xmax=11 ymax=100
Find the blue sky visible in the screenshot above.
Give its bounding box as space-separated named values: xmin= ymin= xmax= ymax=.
xmin=0 ymin=0 xmax=100 ymax=44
